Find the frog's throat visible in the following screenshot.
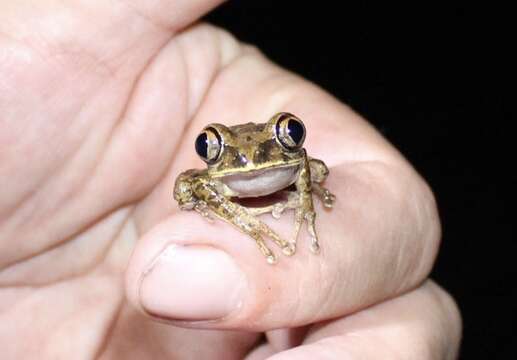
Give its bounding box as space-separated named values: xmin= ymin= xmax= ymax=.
xmin=209 ymin=159 xmax=303 ymax=178
xmin=219 ymin=163 xmax=301 ymax=198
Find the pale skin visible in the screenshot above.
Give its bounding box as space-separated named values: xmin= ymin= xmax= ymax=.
xmin=0 ymin=1 xmax=461 ymax=359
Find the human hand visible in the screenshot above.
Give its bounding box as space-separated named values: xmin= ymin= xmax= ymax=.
xmin=0 ymin=1 xmax=461 ymax=358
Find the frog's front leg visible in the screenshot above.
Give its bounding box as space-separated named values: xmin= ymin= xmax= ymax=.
xmin=309 ymin=158 xmax=336 ymax=208
xmin=198 ymin=183 xmax=296 ymax=263
xmin=292 ymin=157 xmax=324 ymax=253
xmin=175 ymin=173 xmax=294 ymax=263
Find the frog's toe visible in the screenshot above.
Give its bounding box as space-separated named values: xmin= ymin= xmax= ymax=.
xmin=194 ymin=201 xmax=214 ymax=222
xmin=323 ymin=190 xmax=336 ymax=208
xmin=310 ymin=240 xmax=321 ymax=254
xmin=266 ymin=253 xmax=277 ymax=264
xmin=282 ymin=242 xmax=296 ymax=256
xmin=305 ymin=211 xmax=322 ymax=254
xmin=252 ymin=234 xmax=278 ymax=264
xmin=272 ymin=202 xmax=287 ymax=219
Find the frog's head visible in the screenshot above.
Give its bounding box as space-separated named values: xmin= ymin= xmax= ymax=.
xmin=194 ymin=112 xmax=306 ymax=177
xmin=193 ymin=113 xmax=307 ymax=197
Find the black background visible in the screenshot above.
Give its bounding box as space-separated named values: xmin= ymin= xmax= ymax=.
xmin=206 ymin=2 xmax=515 ymax=359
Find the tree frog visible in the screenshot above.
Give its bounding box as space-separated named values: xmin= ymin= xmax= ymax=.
xmin=173 ymin=112 xmax=335 ymax=264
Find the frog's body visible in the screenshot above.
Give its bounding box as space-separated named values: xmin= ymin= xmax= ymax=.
xmin=174 ymin=113 xmax=335 ymax=264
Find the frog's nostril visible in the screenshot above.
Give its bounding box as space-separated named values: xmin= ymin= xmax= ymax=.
xmin=239 ymin=154 xmax=248 ymax=164
xmin=232 ymin=153 xmax=249 ymax=168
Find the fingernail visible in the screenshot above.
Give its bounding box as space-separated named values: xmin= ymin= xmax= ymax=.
xmin=139 ymin=245 xmax=247 ymax=322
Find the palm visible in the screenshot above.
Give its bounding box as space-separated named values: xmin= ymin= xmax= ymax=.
xmin=0 ymin=4 xmax=263 ymax=355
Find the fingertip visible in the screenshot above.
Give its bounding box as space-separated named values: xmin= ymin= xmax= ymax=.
xmin=138 ymin=244 xmax=248 ymax=322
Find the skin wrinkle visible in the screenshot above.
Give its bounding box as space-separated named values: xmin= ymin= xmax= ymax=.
xmin=0 ymin=101 xmax=90 ymax=220
xmin=118 ymin=0 xmax=225 ymax=35
xmin=43 ymin=276 xmax=122 ymax=359
xmin=343 ymin=161 xmax=433 ymax=311
xmin=242 ymin=63 xmax=305 ymax=123
xmin=0 ymin=30 xmax=51 ymax=95
xmin=37 ymin=1 xmax=162 ymax=76
xmin=40 ymin=29 xmax=118 ymax=81
xmin=352 ymin=161 xmax=436 ymax=295
xmin=1 ymin=0 xmax=190 ymax=229
xmin=130 ymin=26 xmax=246 ymax=235
xmin=313 ymin=255 xmax=338 ymax=322
xmin=119 ymin=0 xmax=175 ymax=33
xmin=0 ymin=25 xmax=129 ymax=172
xmin=0 ymin=214 xmax=139 ymax=356
xmin=0 ymin=3 xmax=131 ymax=83
xmin=92 ymin=286 xmax=126 ymax=359
xmin=89 ymin=14 xmax=184 ymax=178
xmin=0 ymin=127 xmax=121 ymax=269
xmin=117 ymin=33 xmax=193 ymax=204
xmin=0 ymin=276 xmax=111 ymax=355
xmin=176 ymin=26 xmax=242 ymax=118
xmin=4 ymin=97 xmax=103 ymax=216
xmin=0 ymin=205 xmax=134 ymax=287
xmin=413 ymin=186 xmax=441 ymax=290
xmin=0 ymin=29 xmax=91 ymax=83
xmin=1 ymin=43 xmax=137 ymax=262
xmin=94 ymin=43 xmax=184 ymax=206
xmin=391 ymin=178 xmax=440 ymax=294
xmin=384 ymin=176 xmax=419 ymax=293
xmin=99 ymin=306 xmax=163 ymax=359
xmin=0 ymin=10 xmax=179 ymax=270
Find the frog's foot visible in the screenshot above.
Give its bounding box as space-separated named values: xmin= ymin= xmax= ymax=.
xmin=312 ymin=183 xmax=336 ymax=208
xmin=194 ymin=200 xmax=214 ymax=222
xmin=187 ymin=181 xmax=293 ymax=263
xmin=305 ymin=211 xmax=320 ymax=253
xmin=257 ymin=221 xmax=296 ymax=256
xmin=248 ymin=231 xmax=278 ymax=264
xmin=293 ymin=207 xmax=320 ymax=254
xmin=241 ymin=225 xmax=294 ymax=264
xmin=232 ymin=207 xmax=296 ymax=263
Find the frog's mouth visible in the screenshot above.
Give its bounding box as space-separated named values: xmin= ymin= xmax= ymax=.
xmin=222 ymin=164 xmax=300 ymax=198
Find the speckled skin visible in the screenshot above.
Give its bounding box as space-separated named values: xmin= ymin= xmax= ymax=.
xmin=173 ymin=113 xmax=335 ymax=264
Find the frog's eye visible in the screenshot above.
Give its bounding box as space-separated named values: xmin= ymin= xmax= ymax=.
xmin=195 ymin=127 xmax=222 ymax=163
xmin=275 ymin=114 xmax=306 ymax=149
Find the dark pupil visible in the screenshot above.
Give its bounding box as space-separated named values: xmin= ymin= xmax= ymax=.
xmin=287 ymin=120 xmax=304 ymax=145
xmin=195 ymin=132 xmax=208 ymax=159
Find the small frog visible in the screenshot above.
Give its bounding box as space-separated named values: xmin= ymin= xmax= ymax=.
xmin=173 ymin=112 xmax=335 ymax=264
